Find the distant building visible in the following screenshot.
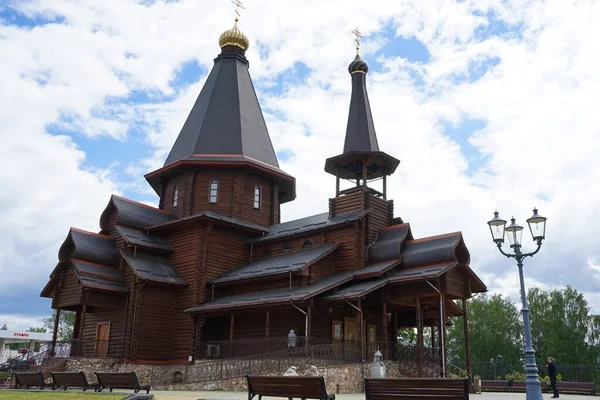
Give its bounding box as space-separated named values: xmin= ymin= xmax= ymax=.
xmin=40 ymin=16 xmax=486 ymax=378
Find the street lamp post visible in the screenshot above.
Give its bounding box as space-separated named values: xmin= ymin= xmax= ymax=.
xmin=487 ymin=208 xmax=547 ymax=400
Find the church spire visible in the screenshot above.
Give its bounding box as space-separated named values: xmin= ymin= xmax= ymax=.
xmin=324 ymin=29 xmax=399 ymax=199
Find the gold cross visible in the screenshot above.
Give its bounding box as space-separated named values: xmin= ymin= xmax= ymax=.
xmin=351 ymin=27 xmax=363 ymax=54
xmin=231 ymin=0 xmax=245 ymax=22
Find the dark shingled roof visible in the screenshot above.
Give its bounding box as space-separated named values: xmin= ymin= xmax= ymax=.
xmin=344 ymin=62 xmax=378 ymax=153
xmin=72 ymin=260 xmax=127 ymax=292
xmin=100 ymin=195 xmax=174 ymax=231
xmin=209 ymin=244 xmax=339 ymax=284
xmin=148 ymin=210 xmax=268 ymax=233
xmin=115 ymin=225 xmax=174 ymax=253
xmin=120 ymin=250 xmax=186 ymax=286
xmin=321 ymin=277 xmax=387 ymax=301
xmin=401 ymin=233 xmax=463 ymax=268
xmin=186 ymin=271 xmax=355 ymax=313
xmin=164 ymin=51 xmax=279 ymax=170
xmin=367 ymin=223 xmax=414 ymax=264
xmin=354 ymin=259 xmax=402 ymax=279
xmin=388 ymin=262 xmax=457 ymax=283
xmin=59 ymin=228 xmax=119 ymax=266
xmin=248 ymin=209 xmax=368 ymax=244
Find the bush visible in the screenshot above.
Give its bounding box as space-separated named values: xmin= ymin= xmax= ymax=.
xmin=505 ymin=371 xmax=527 ymax=383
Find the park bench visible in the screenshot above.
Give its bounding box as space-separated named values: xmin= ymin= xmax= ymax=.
xmin=51 ymin=371 xmax=98 ymax=391
xmin=481 ymin=380 xmax=509 ymax=392
xmin=95 ymin=371 xmax=150 ymax=394
xmin=365 ymin=377 xmax=469 ymax=400
xmin=12 ymin=371 xmax=46 ymax=389
xmin=246 ymin=375 xmax=335 ymax=400
xmin=509 ymin=380 xmax=547 ymax=392
xmin=555 ymin=381 xmax=595 ymax=395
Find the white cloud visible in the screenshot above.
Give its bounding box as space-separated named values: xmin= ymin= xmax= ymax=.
xmin=1 ymin=0 xmax=599 ymax=318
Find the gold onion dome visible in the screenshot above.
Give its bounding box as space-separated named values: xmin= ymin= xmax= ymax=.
xmin=218 ymin=18 xmax=249 ymax=51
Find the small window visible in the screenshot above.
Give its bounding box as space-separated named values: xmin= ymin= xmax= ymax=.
xmin=282 ymin=243 xmax=292 ymax=252
xmin=173 ymin=185 xmax=179 ymax=207
xmin=302 ymin=239 xmax=314 ymax=248
xmin=209 ymin=180 xmax=219 ymax=203
xmin=254 ymin=185 xmax=261 ymax=209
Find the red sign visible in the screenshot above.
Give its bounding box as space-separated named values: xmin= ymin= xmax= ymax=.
xmin=13 ymin=333 xmax=30 ymax=337
xmin=19 ymin=349 xmax=28 ymax=355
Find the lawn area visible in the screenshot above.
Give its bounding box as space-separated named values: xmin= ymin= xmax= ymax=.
xmin=0 ymin=392 xmax=126 ymax=400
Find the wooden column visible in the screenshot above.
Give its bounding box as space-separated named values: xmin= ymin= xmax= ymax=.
xmin=192 ymin=317 xmax=205 ymax=362
xmin=393 ymin=312 xmax=398 ymax=347
xmin=362 ymin=158 xmax=368 ymax=192
xmin=439 ymin=293 xmax=446 ymax=377
xmin=416 ymin=298 xmax=423 ymax=377
xmin=50 ymin=309 xmax=60 ymax=356
xmin=358 ymin=299 xmax=365 ymax=361
xmin=306 ymin=305 xmax=312 ymax=346
xmin=431 ymin=324 xmax=436 ymax=349
xmin=229 ymin=314 xmax=235 ymax=358
xmin=463 ymin=298 xmax=472 ymax=380
xmin=265 ymin=310 xmax=270 ymax=338
xmin=383 ymin=174 xmax=387 ymax=199
xmin=382 ymin=302 xmax=388 ymax=360
xmin=79 ymin=302 xmax=87 ymax=358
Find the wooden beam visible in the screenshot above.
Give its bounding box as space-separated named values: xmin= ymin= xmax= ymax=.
xmin=416 ymin=298 xmax=423 ymax=377
xmin=439 ymin=293 xmax=447 ymax=377
xmin=335 ymin=167 xmax=340 ymax=197
xmin=393 ymin=311 xmax=398 ymax=348
xmin=382 ymin=302 xmax=388 ymax=360
xmin=229 ymin=314 xmax=235 ymax=358
xmin=463 ymin=298 xmax=472 ymax=380
xmin=362 ymin=158 xmax=368 ymax=192
xmin=50 ymin=309 xmax=60 ymax=357
xmin=358 ymin=299 xmax=365 ymax=361
xmin=383 ymin=174 xmax=387 ymax=199
xmin=307 ymin=306 xmax=312 ymax=346
xmin=431 ymin=323 xmax=436 ymax=350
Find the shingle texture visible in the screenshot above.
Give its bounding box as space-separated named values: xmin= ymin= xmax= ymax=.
xmin=248 ymin=209 xmax=368 ymax=244
xmin=367 ymin=223 xmax=413 ymax=264
xmin=344 ymin=67 xmax=378 ymax=153
xmin=102 ymin=195 xmax=174 ymax=231
xmin=121 ymin=250 xmax=186 ymax=286
xmin=401 ymin=233 xmax=462 ymax=267
xmin=186 ymin=271 xmax=355 ymax=313
xmin=164 ymin=52 xmax=279 ymax=170
xmin=321 ymin=277 xmax=387 ymax=301
xmin=115 ymin=225 xmax=173 ymax=252
xmin=388 ymin=262 xmax=457 ymax=283
xmin=66 ymin=229 xmax=119 ymax=266
xmin=148 ymin=210 xmax=268 ymax=233
xmin=209 ymin=244 xmax=339 ymax=284
xmin=72 ymin=260 xmax=127 ymax=292
xmin=354 ymin=259 xmax=402 ymax=279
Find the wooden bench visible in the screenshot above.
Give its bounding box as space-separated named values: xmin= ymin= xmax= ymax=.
xmin=246 ymin=375 xmax=335 ymax=400
xmin=12 ymin=372 xmax=46 ymax=389
xmin=555 ymin=381 xmax=595 ymax=395
xmin=51 ymin=371 xmax=98 ymax=391
xmin=509 ymin=381 xmax=547 ymax=392
xmin=365 ymin=377 xmax=469 ymax=399
xmin=481 ymin=380 xmax=509 ymax=392
xmin=95 ymin=371 xmax=150 ymax=394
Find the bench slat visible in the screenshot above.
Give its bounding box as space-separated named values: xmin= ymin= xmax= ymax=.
xmin=365 ymin=378 xmax=469 ymax=400
xmin=247 ymin=375 xmax=334 ymax=400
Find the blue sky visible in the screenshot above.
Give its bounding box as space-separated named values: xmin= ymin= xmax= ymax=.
xmin=1 ymin=0 xmax=600 ymax=330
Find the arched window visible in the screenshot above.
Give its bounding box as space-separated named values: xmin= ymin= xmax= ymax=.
xmin=254 ymin=185 xmax=261 ymax=209
xmin=282 ymin=243 xmax=292 ymax=252
xmin=302 ymin=239 xmax=314 ymax=248
xmin=173 ymin=185 xmax=179 ymax=207
xmin=209 ymin=180 xmax=219 ymax=203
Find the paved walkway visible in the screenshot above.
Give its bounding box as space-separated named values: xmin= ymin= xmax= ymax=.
xmin=151 ymin=391 xmax=589 ymax=400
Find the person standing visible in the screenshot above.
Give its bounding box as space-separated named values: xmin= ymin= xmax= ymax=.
xmin=547 ymin=357 xmax=559 ymax=398
xmin=288 ymin=329 xmax=297 ymax=349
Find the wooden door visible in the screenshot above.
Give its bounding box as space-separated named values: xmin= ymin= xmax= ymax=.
xmin=95 ymin=323 xmax=110 ymax=357
xmin=344 ymin=317 xmax=359 ymax=360
xmin=332 ymin=320 xmax=343 ymax=357
xmin=367 ymin=324 xmax=377 ymax=360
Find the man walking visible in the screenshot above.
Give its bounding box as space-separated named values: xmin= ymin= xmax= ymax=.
xmin=547 ymin=357 xmax=559 ymax=398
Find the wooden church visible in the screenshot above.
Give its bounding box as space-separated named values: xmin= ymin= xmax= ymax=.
xmin=40 ymin=16 xmax=486 ymax=378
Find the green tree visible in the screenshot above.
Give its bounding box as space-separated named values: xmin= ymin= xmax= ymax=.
xmin=397 ymin=328 xmax=417 ymax=346
xmin=446 ymin=294 xmax=523 ymax=366
xmin=42 ymin=310 xmax=76 ymax=342
xmin=27 ymin=327 xmax=47 ymax=333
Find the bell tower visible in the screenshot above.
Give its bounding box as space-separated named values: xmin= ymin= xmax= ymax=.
xmin=145 ymin=8 xmax=295 ymax=226
xmin=324 ymin=30 xmax=400 ymax=251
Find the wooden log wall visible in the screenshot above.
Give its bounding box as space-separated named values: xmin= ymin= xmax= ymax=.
xmin=164 ymin=227 xmax=202 ymax=361
xmin=365 ymin=194 xmax=393 ymax=245
xmin=324 ymin=226 xmax=359 ymax=272
xmin=232 ymin=311 xmax=268 ymax=339
xmin=205 ymin=228 xmax=249 ymax=299
xmin=55 ymin=265 xmax=83 ymax=309
xmin=444 ymin=268 xmax=465 ymax=299
xmin=216 ymin=274 xmax=304 ymax=297
xmin=252 ymin=235 xmax=324 ymax=261
xmin=329 ymin=190 xmax=364 ymax=216
xmin=81 ymin=304 xmax=126 ymax=345
xmin=135 ymin=283 xmax=176 ymax=361
xmin=161 ymin=171 xmax=190 ymax=218
xmin=309 ymin=256 xmax=337 ymax=280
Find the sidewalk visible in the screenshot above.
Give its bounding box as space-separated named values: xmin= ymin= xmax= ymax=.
xmin=151 ymin=390 xmax=590 ymax=400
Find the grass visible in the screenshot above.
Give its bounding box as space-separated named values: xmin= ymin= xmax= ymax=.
xmin=0 ymin=392 xmax=126 ymax=400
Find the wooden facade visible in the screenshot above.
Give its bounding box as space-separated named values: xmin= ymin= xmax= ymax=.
xmin=40 ymin=24 xmax=487 ymax=378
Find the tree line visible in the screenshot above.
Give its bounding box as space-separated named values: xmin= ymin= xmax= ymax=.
xmin=446 ymin=286 xmax=600 ymax=380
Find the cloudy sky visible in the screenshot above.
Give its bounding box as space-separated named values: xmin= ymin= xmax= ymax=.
xmin=1 ymin=0 xmax=599 ymax=331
